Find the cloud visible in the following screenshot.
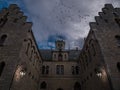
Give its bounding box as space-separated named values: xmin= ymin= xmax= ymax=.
xmin=22 ymin=0 xmax=120 ymax=49
xmin=0 ymin=0 xmax=120 ymax=49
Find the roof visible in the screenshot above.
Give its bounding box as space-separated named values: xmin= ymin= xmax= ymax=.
xmin=68 ymin=50 xmax=81 ymax=60
xmin=39 ymin=50 xmax=52 ymax=61
xmin=39 ymin=49 xmax=81 ymax=61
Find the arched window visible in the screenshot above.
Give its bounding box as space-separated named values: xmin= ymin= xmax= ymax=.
xmin=56 ymin=65 xmax=64 ymax=75
xmin=46 ymin=66 xmax=49 ymax=74
xmin=115 ymin=18 xmax=120 ymax=27
xmin=64 ymin=54 xmax=67 ymax=60
xmin=117 ymin=62 xmax=120 ymax=72
xmin=76 ymin=66 xmax=79 ymax=75
xmin=72 ymin=66 xmax=75 ymax=75
xmin=74 ymin=82 xmax=81 ymax=90
xmin=40 ymin=81 xmax=47 ymax=89
xmin=0 ymin=34 xmax=7 ymax=46
xmin=0 ymin=62 xmax=5 ymax=76
xmin=58 ymin=54 xmax=63 ymax=61
xmin=115 ymin=35 xmax=120 ymax=47
xmin=0 ymin=18 xmax=7 ymax=27
xmin=42 ymin=66 xmax=45 ymax=74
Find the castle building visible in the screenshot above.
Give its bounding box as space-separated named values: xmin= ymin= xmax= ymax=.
xmin=39 ymin=40 xmax=81 ymax=90
xmin=78 ymin=4 xmax=120 ymax=90
xmin=0 ymin=4 xmax=42 ymax=90
xmin=0 ymin=3 xmax=120 ymax=90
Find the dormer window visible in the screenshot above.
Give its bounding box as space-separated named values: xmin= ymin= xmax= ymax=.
xmin=58 ymin=54 xmax=63 ymax=61
xmin=65 ymin=54 xmax=67 ymax=59
xmin=54 ymin=54 xmax=56 ymax=59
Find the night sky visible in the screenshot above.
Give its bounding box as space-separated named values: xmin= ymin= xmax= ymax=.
xmin=0 ymin=0 xmax=120 ymax=49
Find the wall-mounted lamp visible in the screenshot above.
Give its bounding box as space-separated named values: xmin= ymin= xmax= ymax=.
xmin=96 ymin=71 xmax=102 ymax=77
xmin=95 ymin=66 xmax=107 ymax=82
xmin=95 ymin=68 xmax=102 ymax=78
xmin=15 ymin=65 xmax=27 ymax=81
xmin=20 ymin=70 xmax=26 ymax=77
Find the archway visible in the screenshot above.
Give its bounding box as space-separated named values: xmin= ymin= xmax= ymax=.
xmin=40 ymin=81 xmax=47 ymax=89
xmin=57 ymin=88 xmax=63 ymax=90
xmin=74 ymin=82 xmax=81 ymax=90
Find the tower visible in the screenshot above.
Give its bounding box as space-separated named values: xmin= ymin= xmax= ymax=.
xmin=55 ymin=40 xmax=65 ymax=50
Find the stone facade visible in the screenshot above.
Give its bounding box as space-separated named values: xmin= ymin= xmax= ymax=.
xmin=39 ymin=40 xmax=81 ymax=90
xmin=0 ymin=4 xmax=42 ymax=90
xmin=0 ymin=3 xmax=120 ymax=90
xmin=79 ymin=4 xmax=120 ymax=90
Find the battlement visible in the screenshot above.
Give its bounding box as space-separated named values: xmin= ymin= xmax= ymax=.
xmin=89 ymin=4 xmax=120 ymax=31
xmin=0 ymin=4 xmax=31 ymax=26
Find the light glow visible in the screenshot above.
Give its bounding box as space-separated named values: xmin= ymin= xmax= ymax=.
xmin=14 ymin=65 xmax=26 ymax=82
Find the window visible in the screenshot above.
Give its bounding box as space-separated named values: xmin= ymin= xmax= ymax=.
xmin=58 ymin=54 xmax=63 ymax=61
xmin=56 ymin=65 xmax=64 ymax=75
xmin=42 ymin=66 xmax=49 ymax=75
xmin=40 ymin=81 xmax=47 ymax=89
xmin=54 ymin=54 xmax=56 ymax=59
xmin=46 ymin=66 xmax=49 ymax=74
xmin=115 ymin=18 xmax=120 ymax=27
xmin=72 ymin=66 xmax=79 ymax=75
xmin=64 ymin=54 xmax=67 ymax=59
xmin=0 ymin=17 xmax=7 ymax=27
xmin=42 ymin=66 xmax=45 ymax=74
xmin=115 ymin=35 xmax=120 ymax=47
xmin=72 ymin=66 xmax=75 ymax=75
xmin=117 ymin=62 xmax=120 ymax=72
xmin=0 ymin=34 xmax=7 ymax=46
xmin=0 ymin=62 xmax=5 ymax=76
xmin=76 ymin=66 xmax=79 ymax=75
